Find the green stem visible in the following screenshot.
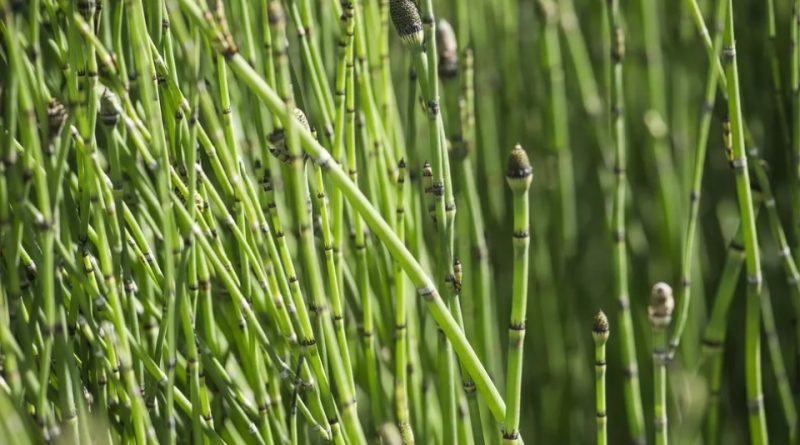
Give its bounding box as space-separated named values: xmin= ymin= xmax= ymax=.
xmin=722 ymin=1 xmax=768 ymax=442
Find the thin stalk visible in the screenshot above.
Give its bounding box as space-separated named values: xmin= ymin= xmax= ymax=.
xmin=670 ymin=0 xmax=728 ymax=356
xmin=592 ymin=312 xmax=609 ymax=445
xmin=648 ymin=283 xmax=674 ymax=445
xmin=393 ymin=159 xmax=415 ymax=444
xmin=606 ymin=1 xmax=645 ymax=441
xmin=722 ymin=2 xmax=768 ymax=442
xmin=538 ymin=0 xmax=576 ymax=257
xmin=503 ymin=145 xmax=532 ymax=445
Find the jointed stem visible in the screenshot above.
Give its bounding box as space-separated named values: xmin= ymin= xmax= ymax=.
xmin=606 ymin=1 xmax=645 ymax=442
xmin=722 ymin=1 xmax=768 ymax=442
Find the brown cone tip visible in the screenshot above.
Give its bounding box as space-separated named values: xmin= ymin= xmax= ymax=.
xmin=437 ymin=20 xmax=458 ymax=79
xmin=506 ymin=144 xmax=532 ymax=179
xmin=437 ymin=19 xmax=458 ymax=56
xmin=390 ymin=0 xmax=424 ymax=48
xmin=593 ymin=311 xmax=609 ymax=333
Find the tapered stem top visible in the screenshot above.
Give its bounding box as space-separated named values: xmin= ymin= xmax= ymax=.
xmin=506 ymin=144 xmax=533 ymax=194
xmin=437 ymin=19 xmax=458 ymax=79
xmin=592 ymin=310 xmax=610 ymax=344
xmin=390 ymin=0 xmax=424 ymax=49
xmin=648 ymin=282 xmax=674 ymax=328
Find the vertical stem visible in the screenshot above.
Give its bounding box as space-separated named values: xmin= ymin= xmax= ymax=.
xmin=722 ymin=1 xmax=768 ymax=442
xmin=503 ymin=145 xmax=532 ymax=444
xmin=592 ymin=312 xmax=609 ymax=445
xmin=606 ymin=1 xmax=645 ymax=442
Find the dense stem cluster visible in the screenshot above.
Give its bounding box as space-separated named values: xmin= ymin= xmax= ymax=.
xmin=2 ymin=0 xmax=800 ymax=443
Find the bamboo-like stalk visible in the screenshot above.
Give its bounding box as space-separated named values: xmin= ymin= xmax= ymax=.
xmin=503 ymin=144 xmax=532 ymax=445
xmin=670 ymin=0 xmax=727 ymax=356
xmin=648 ymin=283 xmax=674 ymax=445
xmin=394 ymin=158 xmax=415 ymax=444
xmin=538 ymin=0 xmax=576 ymax=258
xmin=722 ymin=1 xmax=768 ymax=442
xmin=592 ymin=311 xmax=609 ymax=445
xmin=701 ymin=220 xmax=747 ymax=443
xmin=639 ymin=0 xmax=679 ymax=264
xmin=605 ymin=1 xmax=645 ymax=442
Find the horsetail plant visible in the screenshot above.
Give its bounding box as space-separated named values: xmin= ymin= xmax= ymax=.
xmin=503 ymin=144 xmax=532 ymax=444
xmin=592 ymin=311 xmax=609 ymax=445
xmin=722 ymin=0 xmax=768 ymax=441
xmin=606 ymin=0 xmax=646 ymax=442
xmin=648 ymin=282 xmax=674 ymax=445
xmin=4 ymin=0 xmax=800 ymax=443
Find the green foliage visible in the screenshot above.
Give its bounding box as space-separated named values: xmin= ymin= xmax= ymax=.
xmin=1 ymin=0 xmax=799 ymax=444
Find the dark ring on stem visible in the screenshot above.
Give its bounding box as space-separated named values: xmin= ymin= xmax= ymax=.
xmin=418 ymin=285 xmax=435 ymax=301
xmin=622 ymin=364 xmax=638 ymax=378
xmin=432 ymin=181 xmax=444 ymax=197
xmin=427 ymin=100 xmax=440 ymax=115
xmin=595 ymin=360 xmax=606 ymax=366
xmin=596 ymin=411 xmax=607 ymax=418
xmin=747 ymin=395 xmax=764 ymax=412
xmin=652 ymin=351 xmax=669 ymax=364
xmin=702 ymin=338 xmax=722 ymax=348
xmin=730 ymin=157 xmax=746 ymax=170
xmin=729 ymin=241 xmax=745 ymax=252
xmin=722 ymin=46 xmax=736 ymax=61
xmin=747 ymin=274 xmax=762 ymax=285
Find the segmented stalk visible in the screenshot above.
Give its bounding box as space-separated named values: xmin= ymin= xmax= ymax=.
xmin=649 ymin=283 xmax=674 ymax=445
xmin=592 ymin=312 xmax=609 ymax=445
xmin=503 ymin=145 xmax=533 ymax=444
xmin=722 ymin=2 xmax=768 ymax=441
xmin=606 ymin=1 xmax=645 ymax=441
